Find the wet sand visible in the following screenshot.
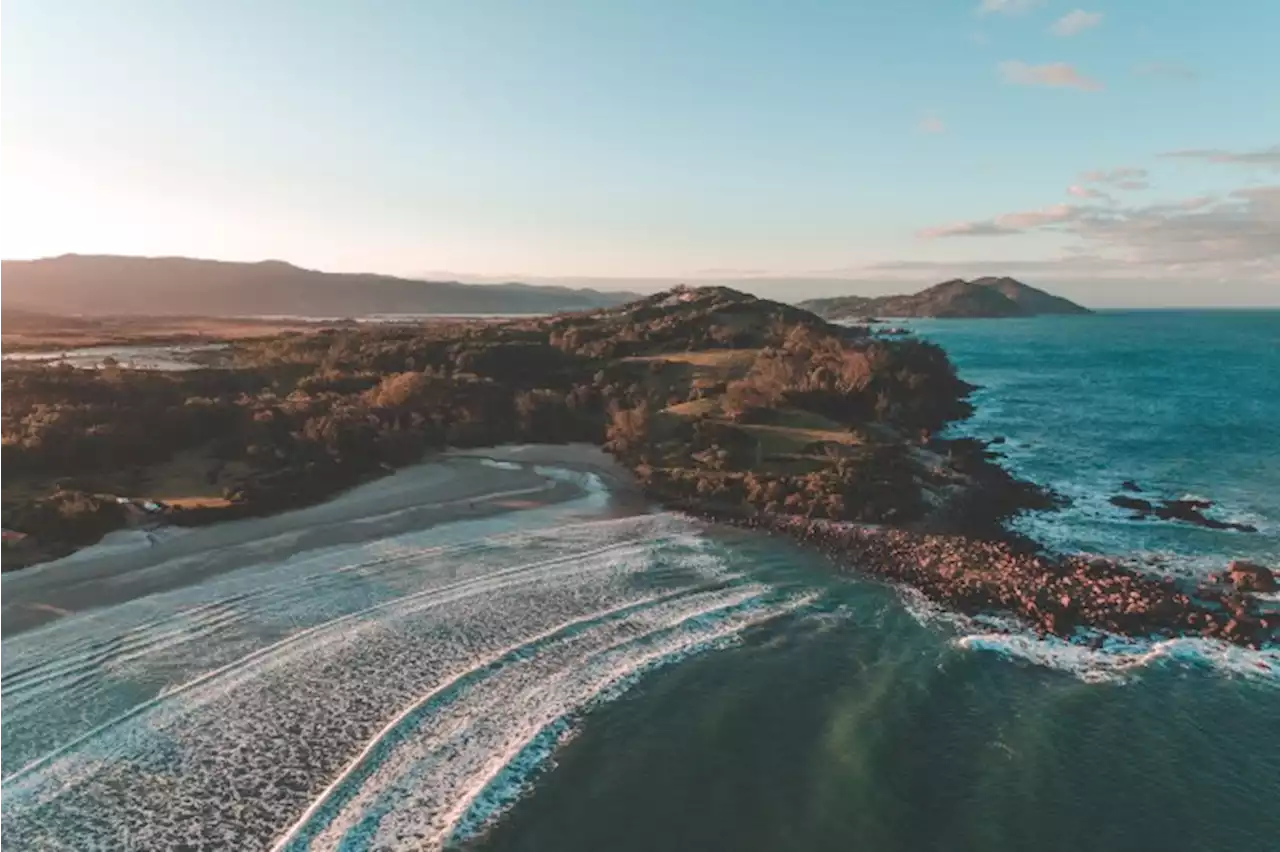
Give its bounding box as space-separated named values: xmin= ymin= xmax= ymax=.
xmin=1 ymin=444 xmax=644 ymax=637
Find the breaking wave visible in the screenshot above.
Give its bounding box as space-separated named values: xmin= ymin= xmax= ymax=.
xmin=898 ymin=585 xmax=1280 ymax=686
xmin=1 ymin=498 xmax=813 ymax=850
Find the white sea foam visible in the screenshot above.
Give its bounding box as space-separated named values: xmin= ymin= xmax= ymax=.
xmin=477 ymin=458 xmax=523 ymax=471
xmin=957 ymin=630 xmax=1280 ymax=686
xmin=898 ymin=584 xmax=1280 ymax=686
xmin=0 ymin=497 xmax=809 ymax=851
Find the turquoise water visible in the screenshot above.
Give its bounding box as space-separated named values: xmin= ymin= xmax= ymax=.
xmin=2 ymin=312 xmax=1278 ymax=850
xmin=916 ymin=310 xmax=1280 ymax=574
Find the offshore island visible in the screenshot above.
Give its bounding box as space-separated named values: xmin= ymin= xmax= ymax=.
xmin=799 ymin=276 xmax=1092 ymax=319
xmin=2 ymin=284 xmax=1274 ymax=648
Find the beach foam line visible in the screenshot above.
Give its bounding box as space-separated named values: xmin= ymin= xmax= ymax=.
xmin=297 ymin=588 xmax=817 ymax=851
xmin=898 ymin=582 xmax=1280 ymax=685
xmin=0 ymin=528 xmax=680 ymax=788
xmin=267 ymin=583 xmax=759 ymax=851
xmin=1 ymin=595 xmax=253 ymax=685
xmin=957 ymin=631 xmax=1280 ymax=685
xmin=441 ymin=595 xmax=817 ymax=849
xmin=0 ymin=605 xmax=247 ymax=702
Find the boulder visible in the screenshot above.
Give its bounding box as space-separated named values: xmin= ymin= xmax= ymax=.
xmin=1110 ymin=495 xmax=1153 ymax=514
xmin=1153 ymin=499 xmax=1257 ymax=533
xmin=1227 ymin=560 xmax=1277 ymax=593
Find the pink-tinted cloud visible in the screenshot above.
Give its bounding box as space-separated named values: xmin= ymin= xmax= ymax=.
xmin=999 ymin=60 xmax=1102 ymax=91
xmin=1050 ymin=9 xmax=1102 ymax=36
xmin=1067 ymin=184 xmax=1111 ymax=201
xmin=915 ymin=186 xmax=1280 ymax=279
xmin=918 ymin=204 xmax=1078 ymax=238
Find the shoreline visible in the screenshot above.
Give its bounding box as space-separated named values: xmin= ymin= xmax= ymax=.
xmin=665 ymin=499 xmax=1278 ymax=650
xmin=1 ymin=444 xmax=643 ymax=637
xmin=6 ymin=438 xmax=1273 ymax=650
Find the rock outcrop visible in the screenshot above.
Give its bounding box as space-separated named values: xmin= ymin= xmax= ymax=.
xmin=655 ymin=498 xmax=1277 ymax=649
xmin=1109 ymin=492 xmax=1257 ymax=533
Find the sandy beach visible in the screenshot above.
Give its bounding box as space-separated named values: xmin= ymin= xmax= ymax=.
xmin=1 ymin=444 xmax=645 ymax=637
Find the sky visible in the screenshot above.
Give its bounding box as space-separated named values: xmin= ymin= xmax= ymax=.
xmin=3 ymin=0 xmax=1278 ymax=306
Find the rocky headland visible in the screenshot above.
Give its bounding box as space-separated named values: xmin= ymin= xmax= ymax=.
xmin=4 ymin=285 xmax=1273 ymax=648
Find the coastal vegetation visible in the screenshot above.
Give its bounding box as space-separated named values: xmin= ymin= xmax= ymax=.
xmin=0 ymin=286 xmax=1000 ymax=552
xmin=2 ymin=286 xmax=1272 ymax=647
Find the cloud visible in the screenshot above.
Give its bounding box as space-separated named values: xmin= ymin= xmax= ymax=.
xmin=977 ymin=0 xmax=1042 ymax=15
xmin=1050 ymin=9 xmax=1103 ymax=36
xmin=919 ymin=204 xmax=1078 ymax=238
xmin=1079 ymin=167 xmax=1149 ymax=190
xmin=915 ymin=185 xmax=1280 ymax=281
xmin=918 ymin=114 xmax=946 ymax=134
xmin=1067 ymin=184 xmax=1112 ymax=202
xmin=999 ymin=61 xmax=1102 ymax=91
xmin=1159 ymin=144 xmax=1280 ymax=170
xmin=1135 ymin=62 xmax=1197 ymax=82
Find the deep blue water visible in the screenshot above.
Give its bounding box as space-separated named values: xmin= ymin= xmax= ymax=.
xmin=912 ymin=310 xmax=1279 ymax=575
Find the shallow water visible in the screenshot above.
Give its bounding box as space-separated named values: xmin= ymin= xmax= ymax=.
xmin=1 ymin=342 xmax=229 ymax=371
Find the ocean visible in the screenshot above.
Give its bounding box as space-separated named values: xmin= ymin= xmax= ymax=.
xmin=918 ymin=309 xmax=1279 ymax=575
xmin=2 ymin=311 xmax=1277 ymax=850
xmin=473 ymin=310 xmax=1280 ymax=852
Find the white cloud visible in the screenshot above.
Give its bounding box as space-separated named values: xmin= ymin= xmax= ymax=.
xmin=977 ymin=0 xmax=1042 ymax=16
xmin=1050 ymin=9 xmax=1103 ymax=36
xmin=919 ymin=114 xmax=946 ymax=134
xmin=1159 ymin=144 xmax=1280 ymax=170
xmin=999 ymin=60 xmax=1102 ymax=91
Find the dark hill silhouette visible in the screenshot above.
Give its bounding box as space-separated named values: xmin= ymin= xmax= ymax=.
xmin=799 ymin=277 xmax=1090 ymax=319
xmin=0 ymin=255 xmax=640 ymax=317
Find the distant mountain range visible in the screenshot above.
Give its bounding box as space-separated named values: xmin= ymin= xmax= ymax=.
xmin=798 ymin=277 xmax=1091 ymax=319
xmin=0 ymin=255 xmax=641 ymax=317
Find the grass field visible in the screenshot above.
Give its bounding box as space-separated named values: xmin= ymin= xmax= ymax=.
xmin=646 ymin=348 xmax=860 ymax=470
xmin=1 ymin=312 xmax=334 ymax=352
